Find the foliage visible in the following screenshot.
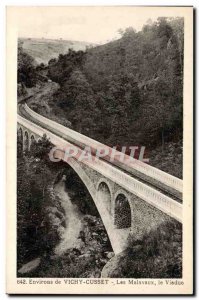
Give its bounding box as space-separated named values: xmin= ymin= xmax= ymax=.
xmin=47 ymin=49 xmax=85 ymax=84
xmin=17 ymin=135 xmax=62 ymax=270
xmin=30 ymin=134 xmax=52 ymax=161
xmin=46 ymin=17 xmax=183 ymax=150
xmin=17 ymin=45 xmax=37 ymax=88
xmin=125 ymin=220 xmax=182 ymax=278
xmin=104 ymin=220 xmax=182 ymax=278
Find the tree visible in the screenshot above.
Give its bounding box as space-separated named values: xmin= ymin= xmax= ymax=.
xmin=17 ymin=45 xmax=37 ymax=88
xmin=58 ymin=69 xmax=97 ymax=133
xmin=118 ymin=27 xmax=137 ymax=38
xmin=32 ymin=134 xmax=52 ymax=160
xmin=141 ymin=79 xmax=177 ymax=150
xmin=17 ymin=135 xmax=61 ymax=266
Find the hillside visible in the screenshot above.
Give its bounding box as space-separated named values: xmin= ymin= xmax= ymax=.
xmin=19 ymin=38 xmax=95 ymax=64
xmin=18 ymin=17 xmax=183 ymax=178
xmin=47 ymin=18 xmax=183 ymax=149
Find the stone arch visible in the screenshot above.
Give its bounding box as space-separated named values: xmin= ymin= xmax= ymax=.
xmin=30 ymin=134 xmax=35 ymax=140
xmin=97 ymin=180 xmax=112 ymax=213
xmin=62 ymin=157 xmax=117 ymax=252
xmin=97 ymin=178 xmax=113 ymax=197
xmin=65 ymin=158 xmax=96 ymax=201
xmin=30 ymin=134 xmax=36 ymax=152
xmin=17 ymin=127 xmax=23 ymax=153
xmin=23 ymin=131 xmax=29 ymax=152
xmin=114 ymin=191 xmax=132 ymax=229
xmin=17 ymin=126 xmax=23 ymax=139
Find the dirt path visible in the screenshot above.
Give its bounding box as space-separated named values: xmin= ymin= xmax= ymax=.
xmin=54 ymin=179 xmax=83 ymax=255
xmin=21 ymin=81 xmax=71 ymax=127
xmin=26 ymin=82 xmax=59 ymax=114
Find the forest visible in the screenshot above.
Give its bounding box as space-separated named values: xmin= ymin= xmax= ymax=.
xmin=18 ymin=17 xmax=184 ymax=153
xmin=47 ymin=17 xmax=184 ymax=149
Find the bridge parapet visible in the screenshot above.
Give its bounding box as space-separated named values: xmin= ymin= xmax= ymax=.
xmin=24 ymin=104 xmax=183 ymax=197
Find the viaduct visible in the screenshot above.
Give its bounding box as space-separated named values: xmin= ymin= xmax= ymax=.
xmin=17 ymin=104 xmax=183 ymax=254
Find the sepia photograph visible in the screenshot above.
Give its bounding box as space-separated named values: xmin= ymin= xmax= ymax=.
xmin=6 ymin=6 xmax=193 ymax=294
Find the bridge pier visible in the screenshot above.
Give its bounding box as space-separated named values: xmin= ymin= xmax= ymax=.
xmin=17 ymin=124 xmax=40 ymax=154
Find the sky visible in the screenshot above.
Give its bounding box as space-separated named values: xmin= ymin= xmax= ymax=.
xmin=10 ymin=6 xmax=186 ymax=44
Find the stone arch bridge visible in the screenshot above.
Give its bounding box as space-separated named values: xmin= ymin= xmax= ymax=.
xmin=17 ymin=104 xmax=183 ymax=254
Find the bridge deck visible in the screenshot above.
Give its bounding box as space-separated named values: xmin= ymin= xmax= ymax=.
xmin=17 ymin=105 xmax=183 ymax=223
xmin=18 ymin=103 xmax=183 ymax=202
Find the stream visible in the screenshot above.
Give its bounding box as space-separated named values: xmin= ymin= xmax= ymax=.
xmin=18 ymin=178 xmax=83 ymax=274
xmin=18 ymin=177 xmax=113 ymax=277
xmin=54 ymin=178 xmax=83 ymax=255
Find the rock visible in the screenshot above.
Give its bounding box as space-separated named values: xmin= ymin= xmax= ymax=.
xmin=57 ymin=225 xmax=65 ymax=238
xmin=92 ymin=232 xmax=98 ymax=237
xmin=45 ymin=206 xmax=59 ymax=214
xmin=18 ymin=258 xmax=41 ymax=274
xmin=48 ymin=213 xmax=62 ymax=226
xmin=101 ymin=252 xmax=126 ymax=278
xmin=78 ymin=253 xmax=91 ymax=259
xmin=100 ymin=258 xmax=108 ymax=264
xmin=84 ymin=215 xmax=97 ymax=226
xmin=106 ymin=252 xmax=115 ymax=259
xmin=77 ymin=238 xmax=85 ymax=246
xmin=71 ymin=248 xmax=81 ymax=254
xmin=95 ymin=259 xmax=101 ymax=266
xmin=94 ymin=270 xmax=101 ymax=278
xmin=89 ymin=247 xmax=95 ymax=252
